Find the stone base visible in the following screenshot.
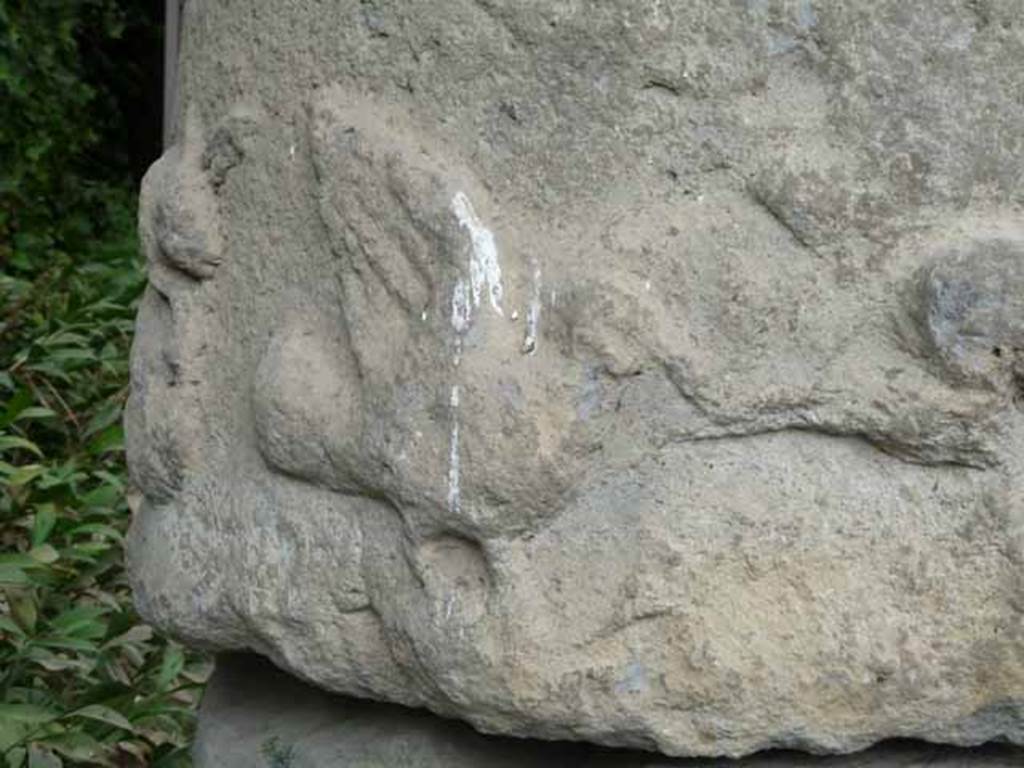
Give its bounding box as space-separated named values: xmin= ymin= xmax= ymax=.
xmin=194 ymin=655 xmax=1024 ymax=767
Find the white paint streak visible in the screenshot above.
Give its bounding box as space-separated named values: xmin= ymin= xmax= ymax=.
xmin=451 ymin=278 xmax=471 ymax=367
xmin=452 ymin=191 xmax=504 ymax=316
xmin=447 ymin=384 xmax=461 ymax=514
xmin=523 ymin=263 xmax=541 ymax=355
xmin=450 ymin=277 xmax=471 ymax=334
xmin=445 ymin=193 xmax=506 ymax=512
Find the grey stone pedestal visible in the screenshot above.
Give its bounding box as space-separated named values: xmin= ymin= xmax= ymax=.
xmin=194 ymin=656 xmax=1024 ymax=768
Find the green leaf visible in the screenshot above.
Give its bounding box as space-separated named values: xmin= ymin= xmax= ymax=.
xmin=31 ymin=505 xmax=57 ymax=546
xmin=14 ymin=407 xmax=58 ymax=423
xmin=0 ymin=555 xmax=45 ymax=588
xmin=26 ymin=647 xmax=87 ymax=673
xmin=22 ymin=364 xmax=71 ymax=383
xmin=0 ymin=389 xmax=34 ymax=428
xmin=86 ymin=425 xmax=123 ymax=455
xmin=40 ymin=732 xmax=104 ymax=763
xmin=7 ymin=464 xmax=45 ymax=487
xmin=102 ymin=624 xmax=153 ymax=650
xmin=64 ymin=541 xmax=116 ymax=559
xmin=90 ymin=470 xmax=123 ymax=489
xmin=41 ymin=348 xmax=97 ymax=363
xmin=79 ymin=483 xmax=120 ymax=509
xmin=66 ymin=523 xmax=123 ymax=542
xmin=0 ymin=614 xmax=26 ymax=637
xmin=36 ymin=463 xmax=86 ymax=490
xmin=83 ymin=401 xmax=121 ymax=438
xmin=0 ymin=566 xmax=33 ymax=587
xmin=35 ymin=637 xmax=101 ymax=654
xmin=5 ymin=748 xmax=27 ymax=768
xmin=155 ymin=644 xmax=185 ymax=692
xmin=0 ymin=554 xmax=42 ymax=569
xmin=0 ymin=435 xmax=43 ymax=457
xmin=28 ymin=544 xmax=59 ymax=564
xmin=0 ymin=704 xmax=57 ymax=724
xmin=73 ymin=704 xmax=134 ymax=732
xmin=38 ymin=331 xmax=90 ymax=348
xmin=49 ymin=605 xmax=108 ymax=638
xmin=8 ymin=590 xmax=38 ymax=633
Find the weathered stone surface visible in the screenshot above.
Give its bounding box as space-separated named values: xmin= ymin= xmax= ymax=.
xmin=128 ymin=0 xmax=1024 ymax=758
xmin=195 ymin=656 xmax=1024 ymax=768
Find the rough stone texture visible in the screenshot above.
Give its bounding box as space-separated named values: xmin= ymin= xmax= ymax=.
xmin=128 ymin=0 xmax=1024 ymax=758
xmin=195 ymin=655 xmax=1024 ymax=768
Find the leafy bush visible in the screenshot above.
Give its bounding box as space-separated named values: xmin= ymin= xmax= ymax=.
xmin=2 ymin=0 xmax=122 ymax=267
xmin=0 ymin=192 xmax=208 ymax=767
xmin=1 ymin=1 xmax=207 ymax=766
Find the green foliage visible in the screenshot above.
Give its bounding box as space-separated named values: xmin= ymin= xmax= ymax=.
xmin=0 ymin=0 xmax=130 ymax=268
xmin=0 ymin=192 xmax=209 ymax=767
xmin=1 ymin=1 xmax=207 ymax=766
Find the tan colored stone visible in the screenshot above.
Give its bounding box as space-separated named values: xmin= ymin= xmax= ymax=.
xmin=129 ymin=1 xmax=1024 ymax=757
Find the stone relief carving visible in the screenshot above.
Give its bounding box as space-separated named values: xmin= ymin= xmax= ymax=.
xmin=128 ymin=0 xmax=1024 ymax=758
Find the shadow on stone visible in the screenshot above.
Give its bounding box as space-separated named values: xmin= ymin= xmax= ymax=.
xmin=194 ymin=655 xmax=1024 ymax=767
